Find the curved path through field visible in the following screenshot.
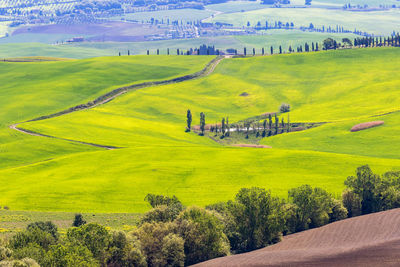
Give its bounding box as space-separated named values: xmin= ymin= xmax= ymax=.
xmin=9 ymin=56 xmax=226 ymax=149
xmin=194 ymin=208 xmax=400 ymax=267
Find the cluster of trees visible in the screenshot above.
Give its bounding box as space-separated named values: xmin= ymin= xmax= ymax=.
xmin=322 ymin=35 xmax=400 ymax=50
xmin=1 ymin=166 xmax=399 ymax=266
xmin=186 ymin=105 xmax=293 ymax=139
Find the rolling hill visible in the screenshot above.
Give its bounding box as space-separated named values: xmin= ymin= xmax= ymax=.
xmin=0 ymin=48 xmax=399 ymax=213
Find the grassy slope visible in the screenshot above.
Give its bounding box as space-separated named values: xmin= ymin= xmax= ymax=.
xmin=263 ymin=112 xmax=400 ymax=160
xmin=2 ymin=48 xmax=398 ymax=213
xmin=0 ymin=32 xmax=356 ymax=58
xmin=0 ymin=56 xmax=213 ymax=170
xmin=206 ymin=8 xmax=400 ymax=35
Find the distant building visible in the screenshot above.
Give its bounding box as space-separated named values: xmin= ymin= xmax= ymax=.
xmin=66 ymin=37 xmax=84 ymax=43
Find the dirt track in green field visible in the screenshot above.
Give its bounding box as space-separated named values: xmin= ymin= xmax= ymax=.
xmin=9 ymin=56 xmax=224 ymax=149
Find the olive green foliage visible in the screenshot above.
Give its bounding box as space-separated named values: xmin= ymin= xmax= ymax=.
xmin=288 ymin=185 xmax=338 ymax=231
xmin=176 ymin=207 xmax=230 ymax=265
xmin=0 ymin=247 xmax=12 ymax=261
xmin=344 ymin=165 xmax=400 ymax=216
xmin=279 ymin=103 xmax=290 ymax=113
xmin=145 ymin=194 xmax=183 ymax=209
xmin=107 ymin=231 xmax=146 ymax=267
xmin=227 ymin=188 xmax=284 ymax=252
xmin=134 ymin=221 xmax=177 ymax=266
xmin=45 ymin=242 xmax=97 ymax=267
xmin=72 ymin=214 xmax=86 ymax=227
xmin=141 ymin=205 xmax=182 ymax=224
xmin=161 ymin=234 xmax=185 ymax=267
xmin=342 ymin=189 xmax=362 ymax=218
xmin=67 ymin=223 xmax=111 ymax=264
xmin=0 ymin=258 xmax=39 ymax=267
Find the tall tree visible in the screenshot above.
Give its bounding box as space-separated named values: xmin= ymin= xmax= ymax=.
xmin=262 ymin=119 xmax=267 ymax=137
xmin=221 ymin=118 xmax=226 ymax=136
xmin=279 ymin=45 xmax=282 ymax=54
xmin=275 ymin=114 xmax=279 ymax=134
xmin=270 ymin=46 xmax=273 ymax=55
xmin=226 ymin=117 xmax=230 ymax=137
xmin=200 ymin=112 xmax=206 ymax=135
xmin=186 ymin=109 xmax=192 ymax=132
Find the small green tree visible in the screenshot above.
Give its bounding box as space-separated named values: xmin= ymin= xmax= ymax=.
xmin=262 ymin=120 xmax=267 ymax=137
xmin=200 ymin=112 xmax=206 ymax=136
xmin=73 ymin=214 xmax=86 ymax=227
xmin=279 ymin=103 xmax=291 ymax=113
xmin=161 ymin=233 xmax=185 ymax=267
xmin=176 ymin=206 xmax=230 ymax=265
xmin=221 ymin=118 xmax=226 ymax=136
xmin=226 ymin=117 xmax=230 ymax=137
xmin=227 ymin=187 xmax=285 ymax=252
xmin=274 ymin=114 xmax=279 ymax=134
xmin=186 ymin=109 xmax=192 ymax=132
xmin=344 ymin=165 xmax=382 ymax=214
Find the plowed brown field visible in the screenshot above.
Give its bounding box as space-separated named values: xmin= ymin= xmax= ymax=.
xmin=194 ymin=208 xmax=400 ymax=266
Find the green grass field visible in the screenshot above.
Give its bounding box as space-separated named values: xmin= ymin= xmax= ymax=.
xmin=0 ymin=55 xmax=212 ymax=171
xmin=0 ymin=32 xmax=356 ymax=58
xmin=0 ymin=48 xmax=399 ymax=214
xmin=206 ymin=7 xmax=400 ymax=35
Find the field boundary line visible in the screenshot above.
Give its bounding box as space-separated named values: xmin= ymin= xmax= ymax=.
xmin=9 ymin=56 xmax=225 ymax=149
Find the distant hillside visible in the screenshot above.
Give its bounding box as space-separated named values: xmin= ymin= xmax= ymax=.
xmin=195 ymin=208 xmax=400 ymax=266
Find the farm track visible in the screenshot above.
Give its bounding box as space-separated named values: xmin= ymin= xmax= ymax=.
xmin=9 ymin=56 xmax=225 ymax=149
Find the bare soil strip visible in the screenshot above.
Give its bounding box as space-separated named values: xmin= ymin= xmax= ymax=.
xmin=350 ymin=121 xmax=384 ymax=132
xmin=9 ymin=56 xmax=224 ymax=149
xmin=232 ymin=144 xmax=272 ymax=148
xmin=194 ymin=208 xmax=400 ymax=267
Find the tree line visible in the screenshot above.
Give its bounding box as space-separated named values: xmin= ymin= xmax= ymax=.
xmin=116 ymin=33 xmax=400 ymax=56
xmin=186 ymin=104 xmax=292 ymax=139
xmin=1 ymin=165 xmax=399 ymax=266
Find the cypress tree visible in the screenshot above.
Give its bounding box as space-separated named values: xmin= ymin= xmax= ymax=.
xmin=253 ymin=48 xmax=255 ymax=56
xmin=262 ymin=47 xmax=265 ymax=55
xmin=226 ymin=117 xmax=230 ymax=137
xmin=200 ymin=112 xmax=205 ymax=136
xmin=167 ymin=48 xmax=170 ymax=55
xmin=128 ymin=50 xmax=130 ymax=56
xmin=281 ymin=117 xmax=285 ymax=132
xmin=244 ymin=47 xmax=247 ymax=56
xmin=275 ymin=114 xmax=279 ymax=134
xmin=262 ymin=119 xmax=267 ymax=137
xmin=279 ymin=45 xmax=282 ymax=54
xmin=147 ymin=50 xmax=149 ymax=55
xmin=270 ymin=46 xmax=274 ymax=55
xmin=245 ymin=122 xmax=250 ymax=139
xmin=157 ymin=49 xmax=159 ymax=55
xmin=287 ymin=113 xmax=291 ymax=132
xmin=186 ymin=109 xmax=192 ymax=132
xmin=221 ymin=118 xmax=226 ymax=136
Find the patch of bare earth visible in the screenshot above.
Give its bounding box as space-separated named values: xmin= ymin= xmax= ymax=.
xmin=193 ymin=208 xmax=400 ymax=267
xmin=232 ymin=144 xmax=271 ymax=148
xmin=350 ymin=121 xmax=384 ymax=132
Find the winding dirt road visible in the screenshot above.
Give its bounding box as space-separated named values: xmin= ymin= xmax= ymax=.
xmin=9 ymin=56 xmax=226 ymax=149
